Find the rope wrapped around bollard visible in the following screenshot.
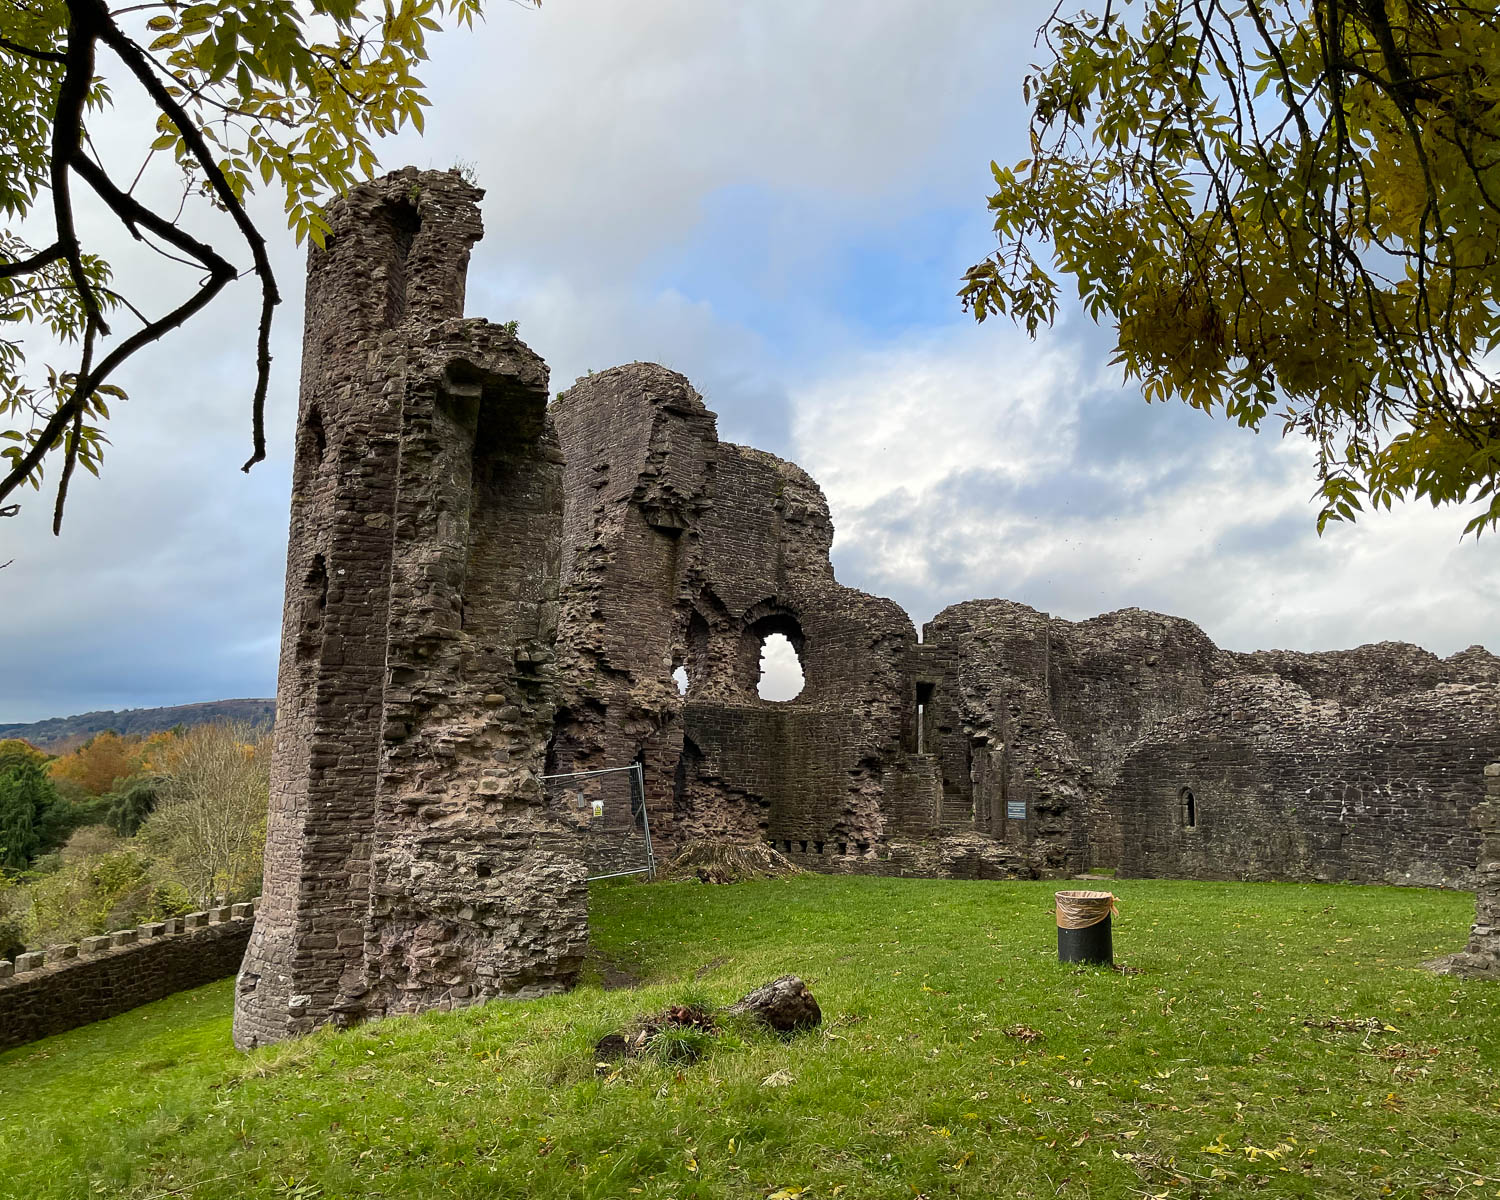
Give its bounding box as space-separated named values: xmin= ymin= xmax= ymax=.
xmin=1054 ymin=889 xmax=1117 ymax=964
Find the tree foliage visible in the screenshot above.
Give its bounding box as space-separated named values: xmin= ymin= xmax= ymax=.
xmin=0 ymin=755 xmax=61 ymax=868
xmin=21 ymin=838 xmax=185 ymax=945
xmin=105 ymin=772 xmax=161 ymax=836
xmin=1 ymin=0 xmax=510 ymax=530
xmin=135 ymin=721 xmax=268 ymax=905
xmin=47 ymin=727 xmax=145 ymax=795
xmin=963 ymin=0 xmax=1500 ymax=535
xmin=0 ymin=737 xmax=49 ymax=774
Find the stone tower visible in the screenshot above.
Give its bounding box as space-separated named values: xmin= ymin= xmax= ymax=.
xmin=233 ymin=169 xmax=586 ymax=1050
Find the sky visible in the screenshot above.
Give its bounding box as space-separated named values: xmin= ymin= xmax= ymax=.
xmin=3 ymin=0 xmax=1496 ymax=724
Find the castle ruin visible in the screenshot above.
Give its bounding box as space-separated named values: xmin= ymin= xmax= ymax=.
xmin=233 ymin=171 xmax=585 ymax=1050
xmin=236 ymin=169 xmax=1500 ymax=1045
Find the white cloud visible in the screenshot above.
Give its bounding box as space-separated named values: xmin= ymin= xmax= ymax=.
xmin=381 ymin=0 xmax=1040 ymax=275
xmin=792 ymin=325 xmax=1500 ymax=656
xmin=2 ymin=0 xmax=1494 ymax=724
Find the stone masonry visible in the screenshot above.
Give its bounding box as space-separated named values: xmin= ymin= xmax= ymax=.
xmin=233 ymin=168 xmax=1498 ymax=1052
xmin=0 ymin=910 xmax=253 ymax=1053
xmin=912 ymin=602 xmax=1497 ymax=884
xmin=548 ymin=365 xmax=977 ymax=876
xmin=1115 ymin=677 xmax=1496 ymax=886
xmin=232 ymin=170 xmax=585 ymax=1050
xmin=538 ymin=365 xmax=1496 ymax=887
xmin=1432 ymin=763 xmax=1500 ymax=977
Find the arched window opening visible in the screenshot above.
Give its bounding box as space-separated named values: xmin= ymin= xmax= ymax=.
xmin=1180 ymin=787 xmax=1197 ymax=829
xmin=757 ymin=631 xmax=804 ymax=701
xmin=672 ymin=665 xmax=689 ymax=695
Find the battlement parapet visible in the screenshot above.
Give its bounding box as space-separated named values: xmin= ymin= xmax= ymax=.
xmin=0 ymin=902 xmax=258 ymax=1053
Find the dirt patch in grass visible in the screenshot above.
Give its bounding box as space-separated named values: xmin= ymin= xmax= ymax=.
xmin=582 ymin=946 xmax=644 ymax=991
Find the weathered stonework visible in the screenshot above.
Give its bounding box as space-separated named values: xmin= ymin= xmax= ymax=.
xmin=0 ymin=913 xmax=253 ymax=1053
xmin=539 ymin=364 xmax=1498 ymax=886
xmin=1431 ymin=763 xmax=1500 ymax=977
xmin=549 ymin=365 xmax=940 ymax=872
xmin=916 ymin=601 xmax=1231 ymax=876
xmin=1114 ymin=677 xmax=1496 ymax=886
xmin=233 ymin=170 xmax=585 ymax=1050
xmin=230 ymin=167 xmax=1498 ymax=1057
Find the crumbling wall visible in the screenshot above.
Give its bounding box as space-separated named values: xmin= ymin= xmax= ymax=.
xmin=360 ymin=323 xmax=581 ymax=1018
xmin=1226 ymin=643 xmax=1500 ymax=705
xmin=920 ymin=601 xmax=1091 ymax=876
xmin=1113 ymin=677 xmax=1495 ymax=886
xmin=233 ymin=169 xmax=1500 ymax=969
xmin=1433 ymin=763 xmax=1500 ymax=977
xmin=551 ymin=365 xmax=936 ymax=870
xmin=234 ymin=170 xmax=584 ymax=1050
xmin=920 ymin=600 xmax=1498 ymax=875
xmin=548 ymin=365 xmax=717 ymax=858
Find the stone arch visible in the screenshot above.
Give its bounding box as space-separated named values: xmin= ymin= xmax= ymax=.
xmin=1179 ymin=785 xmax=1197 ymax=829
xmin=740 ymin=604 xmax=807 ymax=702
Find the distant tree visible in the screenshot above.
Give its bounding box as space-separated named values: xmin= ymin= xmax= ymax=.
xmin=0 ymin=869 xmax=25 ymax=958
xmin=137 ymin=722 xmax=268 ymax=905
xmin=0 ymin=738 xmax=48 ymax=774
xmin=1 ymin=0 xmax=524 ymax=532
xmin=963 ymin=0 xmax=1500 ymax=535
xmin=104 ymin=773 xmax=160 ymax=837
xmin=21 ymin=839 xmax=185 ymax=946
xmin=0 ymin=757 xmax=59 ymax=868
xmin=48 ymin=729 xmax=143 ymax=795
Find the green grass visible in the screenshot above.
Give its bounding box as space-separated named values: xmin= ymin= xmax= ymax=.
xmin=1 ymin=876 xmax=1496 ymax=1199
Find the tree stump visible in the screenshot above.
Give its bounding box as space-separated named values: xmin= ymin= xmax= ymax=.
xmin=729 ymin=975 xmax=821 ymax=1033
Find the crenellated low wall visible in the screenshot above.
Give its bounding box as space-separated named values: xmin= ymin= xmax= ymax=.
xmin=0 ymin=902 xmax=256 ymax=1053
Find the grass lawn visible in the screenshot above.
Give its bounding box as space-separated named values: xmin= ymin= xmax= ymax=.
xmin=0 ymin=875 xmax=1496 ymax=1199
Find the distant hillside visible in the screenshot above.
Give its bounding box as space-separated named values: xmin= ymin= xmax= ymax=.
xmin=0 ymin=699 xmax=276 ymax=752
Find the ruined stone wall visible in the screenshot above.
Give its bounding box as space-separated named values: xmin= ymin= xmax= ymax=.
xmin=1433 ymin=763 xmax=1500 ymax=977
xmin=1227 ymin=643 xmax=1500 ymax=706
xmin=551 ymin=369 xmax=1495 ymax=887
xmin=230 ymin=170 xmax=1499 ymax=965
xmin=234 ymin=170 xmax=584 ymax=1050
xmin=0 ymin=909 xmax=253 ymax=1053
xmin=1114 ymin=677 xmax=1496 ymax=886
xmin=920 ymin=601 xmax=1091 ymax=875
xmin=549 ymin=363 xmax=715 ymax=846
xmin=551 ymin=365 xmax=937 ymax=869
xmin=920 ymin=600 xmax=1498 ymax=874
xmin=359 ymin=324 xmax=581 ymax=1018
xmin=683 ymin=444 xmax=921 ymax=853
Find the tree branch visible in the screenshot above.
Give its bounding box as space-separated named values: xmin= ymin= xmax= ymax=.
xmin=91 ymin=0 xmax=280 ymax=472
xmin=0 ymin=144 xmax=238 ymax=512
xmin=0 ymin=34 xmax=66 ymax=63
xmin=51 ymin=2 xmax=109 ymax=339
xmin=0 ymin=243 xmax=65 ymax=281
